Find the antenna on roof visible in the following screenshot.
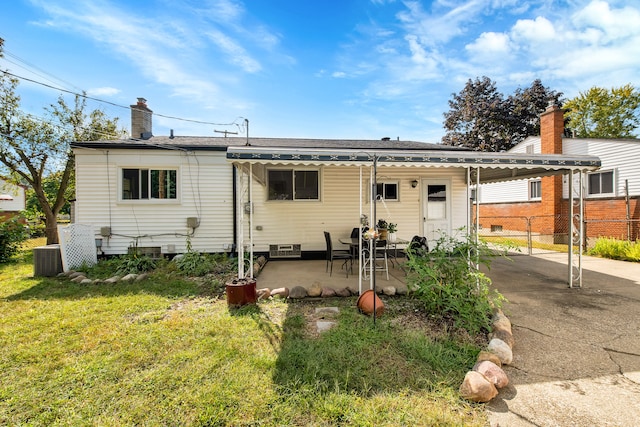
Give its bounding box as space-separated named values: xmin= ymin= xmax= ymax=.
xmin=214 ymin=129 xmax=238 ymax=137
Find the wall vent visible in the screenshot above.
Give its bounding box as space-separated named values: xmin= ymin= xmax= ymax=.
xmin=129 ymin=246 xmax=162 ymax=259
xmin=269 ymin=244 xmax=301 ymax=258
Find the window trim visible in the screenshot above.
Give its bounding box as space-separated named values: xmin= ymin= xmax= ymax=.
xmin=587 ymin=169 xmax=616 ymax=197
xmin=266 ymin=167 xmax=321 ymax=201
xmin=368 ymin=180 xmax=399 ymax=202
xmin=119 ymin=166 xmax=180 ymax=203
xmin=529 ymin=179 xmax=542 ymax=201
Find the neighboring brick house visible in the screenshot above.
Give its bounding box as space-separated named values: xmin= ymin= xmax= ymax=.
xmin=476 ymin=104 xmax=640 ymax=244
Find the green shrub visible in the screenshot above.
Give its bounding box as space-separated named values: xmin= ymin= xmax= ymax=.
xmin=114 ymin=253 xmax=157 ymax=275
xmin=405 ymin=228 xmax=507 ymax=335
xmin=174 ymin=251 xmax=215 ymax=276
xmin=588 ymin=237 xmax=640 ymax=262
xmin=0 ymin=217 xmax=29 ymax=263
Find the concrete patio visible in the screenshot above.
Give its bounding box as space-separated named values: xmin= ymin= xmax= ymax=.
xmin=255 ymin=258 xmax=409 ymax=294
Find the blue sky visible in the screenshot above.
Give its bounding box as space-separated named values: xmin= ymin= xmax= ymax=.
xmin=1 ymin=0 xmax=639 ymax=142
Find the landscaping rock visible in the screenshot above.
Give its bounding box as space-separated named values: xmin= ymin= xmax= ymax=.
xmin=135 ymin=273 xmax=149 ymax=282
xmin=104 ymin=276 xmax=121 ymax=284
xmin=271 ymin=287 xmax=289 ymax=299
xmin=473 ymin=360 xmax=509 ymax=389
xmin=396 ymin=287 xmax=408 ymax=296
xmin=321 ymin=287 xmax=336 ymax=298
xmin=335 ymin=287 xmax=352 ymax=297
xmin=70 ymin=275 xmax=87 ymax=283
xmin=69 ymin=271 xmax=84 ymax=279
xmin=346 ymin=286 xmax=359 ymax=296
xmin=490 ymin=328 xmax=514 ymax=349
xmin=476 ymin=350 xmax=502 ymax=367
xmin=307 ymin=282 xmax=322 ymax=297
xmin=487 ymin=338 xmax=513 ymax=365
xmin=289 ymin=286 xmax=307 ymax=299
xmin=382 ymin=286 xmax=396 ymax=296
xmin=121 ymin=273 xmax=138 ymax=281
xmin=256 ymin=288 xmax=271 ymax=300
xmin=459 ymin=371 xmax=498 ymax=402
xmin=80 ymin=278 xmax=93 ymax=285
xmin=492 ymin=310 xmax=512 ymax=332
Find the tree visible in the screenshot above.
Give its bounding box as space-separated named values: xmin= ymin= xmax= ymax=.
xmin=509 ymin=79 xmax=563 ymax=142
xmin=0 ymin=39 xmax=125 ymax=244
xmin=442 ymin=76 xmax=562 ymax=151
xmin=564 ymin=85 xmax=640 ymax=138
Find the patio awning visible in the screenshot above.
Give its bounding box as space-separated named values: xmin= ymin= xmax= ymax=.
xmin=226 ymin=146 xmax=601 ymax=184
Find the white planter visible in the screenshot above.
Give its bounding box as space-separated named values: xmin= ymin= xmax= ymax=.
xmin=388 ymin=233 xmax=397 ymax=243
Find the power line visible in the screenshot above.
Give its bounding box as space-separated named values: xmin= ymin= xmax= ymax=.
xmin=0 ymin=69 xmax=245 ymax=130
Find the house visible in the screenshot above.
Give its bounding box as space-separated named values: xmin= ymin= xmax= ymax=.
xmin=476 ymin=104 xmax=640 ymax=245
xmin=0 ymin=178 xmax=26 ymax=221
xmin=70 ymin=99 xmax=600 ymax=266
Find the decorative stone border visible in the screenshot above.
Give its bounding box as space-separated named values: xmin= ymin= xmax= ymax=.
xmin=255 ymin=284 xmax=407 ymax=301
xmin=57 ymin=270 xmax=149 ymax=284
xmin=459 ymin=309 xmax=514 ymax=402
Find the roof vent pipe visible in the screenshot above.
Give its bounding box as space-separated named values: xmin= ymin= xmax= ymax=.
xmin=169 ymin=129 xmax=174 ymax=139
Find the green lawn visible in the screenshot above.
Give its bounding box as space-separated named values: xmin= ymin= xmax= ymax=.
xmin=0 ymin=246 xmax=486 ymax=426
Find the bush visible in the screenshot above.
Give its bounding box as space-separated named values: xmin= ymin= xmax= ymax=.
xmin=114 ymin=253 xmax=157 ymax=275
xmin=0 ymin=217 xmax=29 ymax=263
xmin=588 ymin=237 xmax=640 ymax=262
xmin=405 ymin=228 xmax=507 ymax=335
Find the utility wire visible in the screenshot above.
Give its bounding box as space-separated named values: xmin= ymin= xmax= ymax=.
xmin=1 ymin=69 xmax=245 ymax=129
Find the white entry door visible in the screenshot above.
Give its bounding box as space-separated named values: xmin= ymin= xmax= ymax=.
xmin=422 ymin=179 xmax=451 ymax=246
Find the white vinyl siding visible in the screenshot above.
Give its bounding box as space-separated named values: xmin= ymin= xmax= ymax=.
xmin=73 ymin=148 xmax=234 ymax=255
xmin=248 ymin=166 xmax=469 ymax=252
xmin=563 ymin=139 xmax=640 ymax=198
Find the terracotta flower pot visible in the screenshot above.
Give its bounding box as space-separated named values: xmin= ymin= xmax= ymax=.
xmin=356 ymin=289 xmax=384 ymax=316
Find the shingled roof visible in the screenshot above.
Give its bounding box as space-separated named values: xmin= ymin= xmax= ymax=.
xmin=71 ymin=135 xmax=465 ymax=152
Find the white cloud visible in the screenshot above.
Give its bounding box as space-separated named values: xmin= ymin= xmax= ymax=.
xmin=510 ymin=16 xmax=556 ymax=44
xmin=465 ymin=31 xmax=511 ymax=60
xmin=332 ymin=71 xmax=347 ymax=78
xmin=87 ymin=86 xmax=120 ymax=97
xmin=206 ymin=29 xmax=262 ymax=73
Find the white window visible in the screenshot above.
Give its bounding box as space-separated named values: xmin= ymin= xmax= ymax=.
xmin=529 ymin=179 xmax=542 ymax=200
xmin=122 ymin=168 xmax=177 ymax=200
xmin=525 ymin=144 xmax=534 ymax=154
xmin=268 ymin=169 xmax=319 ymax=200
xmin=375 ymin=182 xmax=399 ymax=201
xmin=587 ymin=170 xmax=614 ymax=196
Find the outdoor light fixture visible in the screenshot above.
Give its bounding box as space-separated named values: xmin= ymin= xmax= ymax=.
xmin=411 ymin=179 xmax=418 ymax=188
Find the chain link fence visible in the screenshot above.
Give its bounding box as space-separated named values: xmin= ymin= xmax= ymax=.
xmin=476 ymin=215 xmax=640 ymax=255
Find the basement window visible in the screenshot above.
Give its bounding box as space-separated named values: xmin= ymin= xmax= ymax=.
xmin=122 ymin=168 xmax=177 ymax=200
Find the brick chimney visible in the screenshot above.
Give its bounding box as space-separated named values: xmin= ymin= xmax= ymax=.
xmin=131 ymin=97 xmax=153 ymax=140
xmin=540 ymin=102 xmax=564 ymax=155
xmin=539 ymin=102 xmax=565 ymax=234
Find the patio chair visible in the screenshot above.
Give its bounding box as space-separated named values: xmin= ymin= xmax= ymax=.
xmin=324 ymin=231 xmax=353 ymax=277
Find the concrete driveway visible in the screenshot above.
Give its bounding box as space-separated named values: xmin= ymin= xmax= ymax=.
xmin=484 ymin=252 xmax=640 ymax=427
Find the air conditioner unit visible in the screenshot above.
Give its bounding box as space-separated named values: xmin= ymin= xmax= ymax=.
xmin=33 ymin=244 xmax=63 ymax=277
xmin=269 ymin=244 xmax=301 ymax=259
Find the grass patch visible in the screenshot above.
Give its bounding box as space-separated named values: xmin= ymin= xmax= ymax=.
xmin=0 ymin=241 xmax=487 ymax=426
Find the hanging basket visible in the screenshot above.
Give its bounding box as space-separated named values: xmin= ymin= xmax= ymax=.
xmin=356 ymin=289 xmax=384 ymax=317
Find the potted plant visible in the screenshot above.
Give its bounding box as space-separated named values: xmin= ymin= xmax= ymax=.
xmin=387 ymin=222 xmax=398 ymax=243
xmin=376 ymin=219 xmax=388 ymax=241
